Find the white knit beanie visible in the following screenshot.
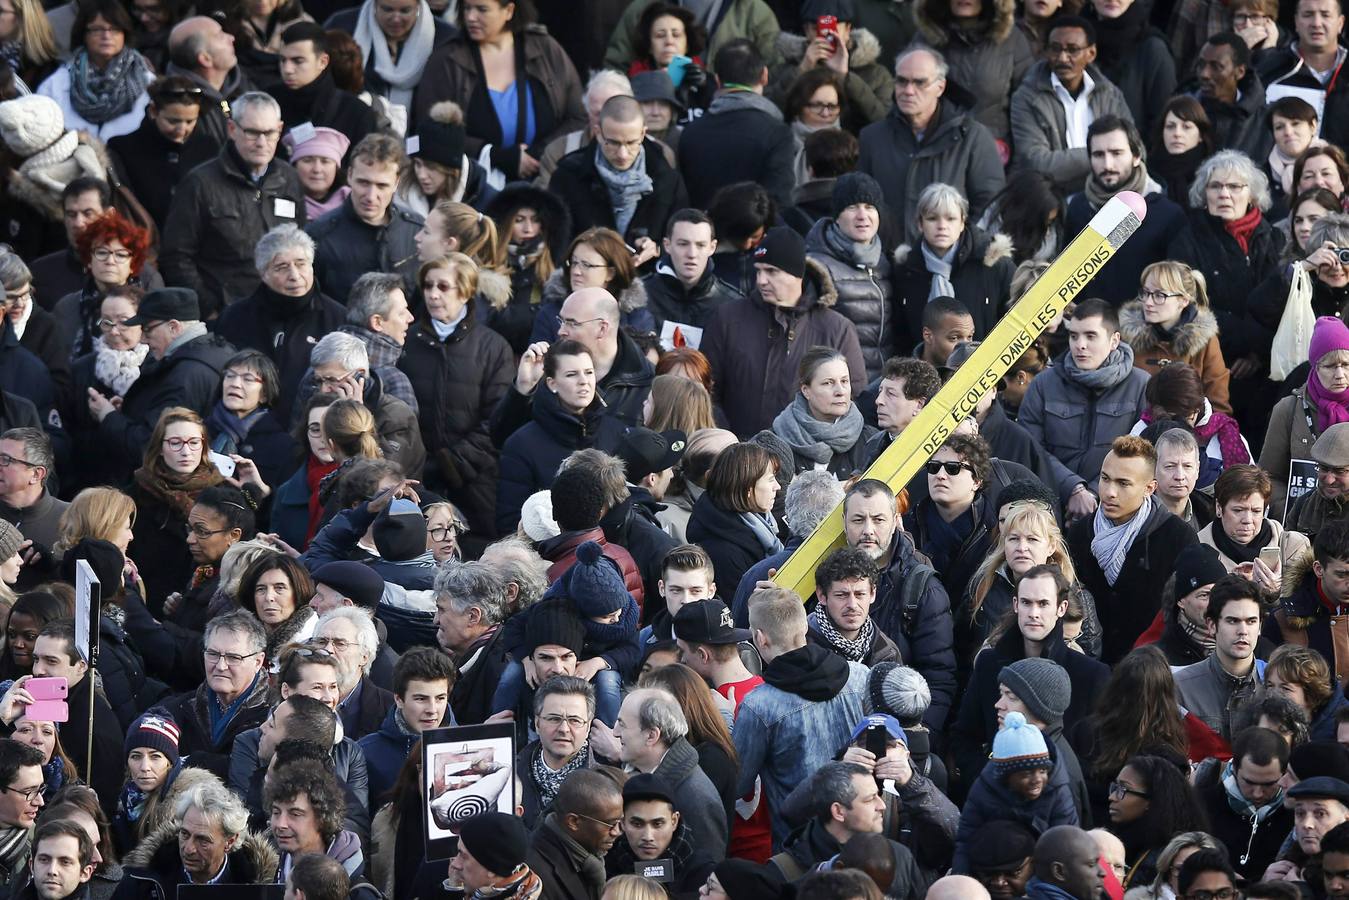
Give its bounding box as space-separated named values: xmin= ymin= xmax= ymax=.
xmin=0 ymin=95 xmax=65 ymax=157
xmin=519 ymin=490 xmax=560 ymax=543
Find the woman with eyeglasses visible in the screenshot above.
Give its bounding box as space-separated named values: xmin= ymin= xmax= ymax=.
xmin=423 ymin=501 xmax=466 ymax=562
xmin=784 ymin=69 xmax=846 ymax=187
xmin=529 ymin=227 xmax=654 ymax=344
xmin=69 ymin=286 xmax=145 ymax=495
xmin=206 ymin=351 xmax=298 ymax=494
xmin=52 ymin=209 xmax=152 ymax=361
xmin=35 ymin=0 xmax=154 ymax=141
xmin=1120 ymin=261 xmax=1231 ymax=414
xmin=770 ymin=346 xmax=875 ymax=479
xmin=0 ymin=248 xmax=71 ymax=405
xmin=1107 ymin=754 xmax=1210 ymax=890
xmin=271 ymin=394 xmax=338 ymax=553
xmin=400 ymin=253 xmax=511 ymax=536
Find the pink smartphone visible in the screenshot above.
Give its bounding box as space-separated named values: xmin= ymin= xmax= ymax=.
xmin=24 ymin=677 xmax=67 ymax=723
xmin=25 ymin=677 xmax=66 ymax=701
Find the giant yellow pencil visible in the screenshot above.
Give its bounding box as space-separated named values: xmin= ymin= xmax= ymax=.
xmin=772 ymin=191 xmax=1149 ymax=601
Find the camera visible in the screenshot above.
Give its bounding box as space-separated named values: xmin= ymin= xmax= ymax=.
xmin=1336 ymin=247 xmax=1349 ymax=265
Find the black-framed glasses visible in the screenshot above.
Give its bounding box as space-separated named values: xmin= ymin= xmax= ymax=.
xmin=924 ymin=460 xmax=973 ymax=477
xmin=804 ymin=101 xmax=841 ymax=113
xmin=1046 ymin=42 xmax=1088 ymax=56
xmin=2 ymin=783 xmax=43 ymax=805
xmin=1107 ymin=781 xmax=1150 ymax=800
xmin=1183 ymin=889 xmax=1238 ymax=900
xmin=566 ymin=258 xmax=610 ymax=272
xmin=1 ymin=288 xmax=31 ymax=309
xmin=185 ymin=524 xmax=230 ymax=540
xmin=428 ymin=523 xmax=467 ymax=542
xmin=0 ymin=453 xmax=37 ymax=468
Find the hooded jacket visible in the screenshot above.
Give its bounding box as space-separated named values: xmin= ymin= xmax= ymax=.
xmin=160 ymin=143 xmax=306 ymax=317
xmin=702 ymin=258 xmax=865 ymax=438
xmin=858 ymin=94 xmax=1005 ymax=244
xmin=1119 ymin=301 xmax=1231 ymax=414
xmin=733 ymin=643 xmax=869 ymax=846
xmin=117 ymin=820 xmax=278 ymax=900
xmin=1009 ymin=61 xmax=1136 ymax=192
xmin=805 ymin=218 xmax=895 ymax=382
xmin=676 ymin=88 xmax=797 ymax=208
xmin=768 ymin=28 xmax=892 ymax=128
xmin=1068 ymin=500 xmax=1199 ymax=663
xmin=642 ymin=257 xmax=744 ymax=337
xmin=892 ymin=228 xmax=1015 ymax=350
xmin=549 ymin=138 xmax=689 ymax=246
xmin=953 ymin=741 xmax=1079 ymax=872
xmin=913 ymin=0 xmax=1032 ymax=141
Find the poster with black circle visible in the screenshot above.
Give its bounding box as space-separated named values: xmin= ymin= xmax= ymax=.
xmin=422 ymin=722 xmax=516 ymax=861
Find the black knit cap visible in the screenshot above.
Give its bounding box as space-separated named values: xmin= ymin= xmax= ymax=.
xmin=457 ymin=812 xmax=529 ymax=877
xmin=411 ymin=101 xmax=467 ymax=168
xmin=751 ymin=226 xmax=806 ymax=279
xmin=524 ymin=598 xmax=587 ymax=657
xmin=831 ymin=172 xmax=884 ymax=218
xmin=1172 ymin=543 xmax=1228 ymax=597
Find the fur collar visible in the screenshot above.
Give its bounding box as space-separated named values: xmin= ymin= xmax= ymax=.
xmin=1284 ymin=545 xmax=1315 ymax=601
xmin=1119 ymin=302 xmax=1220 ymax=360
xmin=893 ymin=231 xmax=1013 ymax=268
xmin=914 ymin=0 xmax=1016 ymax=46
xmin=136 ymin=766 xmax=222 ymax=845
xmin=540 ymin=270 xmax=649 ymax=314
xmin=7 ymin=132 xmax=111 ymax=221
xmin=477 ymin=268 xmax=513 ymax=311
xmin=124 ymin=819 xmax=279 ymax=885
xmin=776 ymin=27 xmax=882 ymax=69
xmin=803 ymin=256 xmax=841 ymax=308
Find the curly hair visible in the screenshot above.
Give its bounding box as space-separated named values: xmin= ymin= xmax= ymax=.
xmin=264 ymin=761 xmax=346 ymax=844
xmin=73 ymin=210 xmax=152 ymax=277
xmin=784 ymin=67 xmax=847 ymax=124
xmin=1091 ymin=645 xmax=1190 ymax=777
xmin=1267 ymin=644 xmax=1334 ymax=718
xmin=632 ymin=2 xmax=706 ymax=65
xmin=940 ymin=434 xmax=992 ymax=486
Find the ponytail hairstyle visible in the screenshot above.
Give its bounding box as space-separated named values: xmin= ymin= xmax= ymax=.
xmin=321 ymin=400 xmax=381 ymax=462
xmin=433 ymin=201 xmax=503 ymax=271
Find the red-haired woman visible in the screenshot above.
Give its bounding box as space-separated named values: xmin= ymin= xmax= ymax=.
xmin=52 ymin=209 xmax=153 ymax=360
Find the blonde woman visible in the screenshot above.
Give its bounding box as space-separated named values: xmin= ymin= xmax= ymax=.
xmin=55 ymin=487 xmax=139 ymax=596
xmin=960 ymin=504 xmax=1101 ymax=665
xmin=1119 ymin=261 xmax=1231 ymax=414
xmin=322 ymin=399 xmax=383 ymax=463
xmin=412 ymin=200 xmax=512 ymax=318
xmin=0 ymin=0 xmax=58 ymax=90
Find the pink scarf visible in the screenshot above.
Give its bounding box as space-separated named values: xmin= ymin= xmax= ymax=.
xmin=1141 ymin=407 xmax=1250 ymax=467
xmin=1307 ymin=368 xmax=1349 ymax=432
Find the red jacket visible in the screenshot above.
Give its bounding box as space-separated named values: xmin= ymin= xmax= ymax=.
xmin=540 ymin=527 xmax=645 ymax=610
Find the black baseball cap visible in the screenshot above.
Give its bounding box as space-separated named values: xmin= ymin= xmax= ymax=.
xmin=673 ymin=599 xmax=750 ymax=645
xmin=124 ymin=287 xmax=200 ymax=325
xmin=617 ymin=427 xmax=687 ymax=482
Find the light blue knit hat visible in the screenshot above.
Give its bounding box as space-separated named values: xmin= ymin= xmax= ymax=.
xmin=992 ymin=711 xmax=1051 ymax=776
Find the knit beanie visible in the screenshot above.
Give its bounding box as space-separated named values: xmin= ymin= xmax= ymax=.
xmin=0 ymin=520 xmax=25 ymax=563
xmin=456 ymin=812 xmax=529 ymax=877
xmin=282 ymin=125 xmax=350 ymax=165
xmin=751 ymin=226 xmax=806 ymax=279
xmin=58 ymin=537 xmax=123 ymax=595
xmin=519 ymin=490 xmax=561 ymax=543
xmin=1311 ymin=316 xmax=1349 ymax=366
xmin=124 ymin=707 xmax=181 ymax=766
xmin=0 ymin=95 xmax=64 ymax=157
xmin=998 ymin=659 xmax=1071 ymax=728
xmin=411 ymin=101 xmax=467 ymax=168
xmin=550 ymin=541 xmax=631 ymax=618
xmin=831 ymin=172 xmax=884 ymax=218
xmin=524 ymin=599 xmax=587 ymax=656
xmin=372 ymin=498 xmax=425 ymax=561
xmin=868 ymin=662 xmax=931 ymax=727
xmin=992 ymin=711 xmax=1051 ymax=776
xmin=1172 ymin=543 xmax=1228 ymax=598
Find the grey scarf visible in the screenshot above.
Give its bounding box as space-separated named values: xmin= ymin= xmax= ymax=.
xmin=808 ymin=608 xmax=875 ymax=662
xmin=772 ymin=393 xmax=865 ymax=464
xmin=1091 ymin=494 xmax=1154 ymax=585
xmin=740 ymin=510 xmax=783 ymax=556
xmin=823 ymin=220 xmax=882 ymax=269
xmin=68 ymin=47 xmax=151 ymax=125
xmin=594 ymin=144 xmax=652 ymax=238
xmin=1061 ymin=343 xmax=1137 ymax=392
xmin=920 ymin=242 xmax=957 ymax=300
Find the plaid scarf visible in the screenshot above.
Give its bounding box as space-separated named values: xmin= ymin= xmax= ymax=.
xmin=531 ymin=742 xmax=590 ymax=808
xmin=808 ymin=608 xmax=875 ymax=662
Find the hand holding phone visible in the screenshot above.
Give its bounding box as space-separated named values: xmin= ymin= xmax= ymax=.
xmin=23 ymin=676 xmax=67 ymax=723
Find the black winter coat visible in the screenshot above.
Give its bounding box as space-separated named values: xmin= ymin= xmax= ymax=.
xmin=307 ymin=197 xmax=423 ymax=302
xmin=805 ymin=218 xmax=895 ymax=382
xmin=686 ymin=493 xmax=775 ymax=611
xmin=20 ymin=305 xmax=72 ymax=410
xmin=160 ymin=144 xmax=306 ymax=317
xmin=98 ymin=332 xmax=235 ymax=471
xmin=208 ymin=408 xmax=297 ymax=494
xmin=599 ymin=488 xmax=679 ymax=605
xmin=1168 ymin=207 xmax=1284 ymax=363
xmin=161 ymin=676 xmax=271 ymax=781
xmin=213 ymin=282 xmax=346 ymax=422
xmin=549 ymin=138 xmax=689 ymax=245
xmin=1197 ymin=773 xmax=1291 ymax=881
xmin=528 ymin=819 xmax=606 ymax=900
xmin=398 ymin=310 xmax=513 ymax=535
xmin=1192 ymin=73 xmax=1272 ymax=159
xmin=97 ymin=612 xmax=171 ymax=732
xmin=1093 ymin=27 xmax=1178 ymax=139
xmin=1068 ymin=502 xmax=1199 ymax=663
xmin=271 ymin=70 xmax=378 ymax=151
xmin=125 ymin=480 xmax=203 ymax=615
xmin=106 ymin=115 xmax=221 ymax=227
xmin=68 ymin=351 xmax=140 ymax=492
xmin=642 ymin=257 xmax=743 ymax=334
xmin=904 ymin=493 xmax=997 ymax=610
xmin=676 ymin=91 xmax=796 ymax=208
xmin=892 ymin=229 xmax=1015 ymax=349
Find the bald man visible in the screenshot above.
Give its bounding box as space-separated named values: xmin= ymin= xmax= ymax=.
xmin=166 ymin=16 xmax=250 ymax=145
xmin=550 ymin=94 xmax=689 ymax=260
xmin=1028 ymin=826 xmax=1106 ymax=900
xmin=929 ymin=875 xmax=993 ymax=900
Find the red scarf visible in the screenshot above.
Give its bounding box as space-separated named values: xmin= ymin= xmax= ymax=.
xmin=305 ymin=456 xmax=339 ymax=547
xmin=1222 ymin=206 xmax=1262 ymax=254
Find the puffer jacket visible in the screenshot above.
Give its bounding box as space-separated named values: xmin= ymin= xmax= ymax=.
xmin=1119 ymin=301 xmax=1232 ymax=414
xmin=160 ymin=143 xmax=306 ymax=318
xmin=912 ymin=0 xmax=1033 ymax=142
xmin=1259 ymin=386 xmax=1320 ymax=520
xmin=643 ymin=257 xmax=744 ymax=335
xmin=701 ymin=258 xmax=866 ymax=437
xmin=768 ymin=28 xmax=892 ymax=128
xmin=604 ymin=0 xmax=782 ymax=72
xmin=398 ymin=305 xmax=514 ymax=535
xmin=306 ymin=197 xmax=424 ymax=302
xmin=953 ymin=740 xmax=1078 ymax=872
xmin=805 ymin=218 xmax=895 ymax=381
xmin=892 ymin=229 xmax=1015 ymax=349
xmin=1009 ymin=60 xmax=1136 ymax=192
xmin=858 ymin=94 xmax=1005 ymax=243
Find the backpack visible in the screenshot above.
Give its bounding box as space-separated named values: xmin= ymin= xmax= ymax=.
xmin=900 ymin=562 xmax=938 ymax=637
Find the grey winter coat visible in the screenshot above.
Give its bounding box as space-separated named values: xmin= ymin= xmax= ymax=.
xmin=768 ymin=28 xmax=892 ymax=127
xmin=651 ymin=737 xmax=728 ymax=861
xmin=858 ymin=97 xmax=1005 ymax=242
xmin=1173 ymin=652 xmax=1265 ymax=740
xmin=1260 ymin=387 xmax=1320 ymax=520
xmin=805 ymin=218 xmax=895 ymax=381
xmin=1010 ymin=61 xmax=1135 ymax=192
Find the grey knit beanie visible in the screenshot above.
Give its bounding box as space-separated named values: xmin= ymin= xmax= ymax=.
xmin=869 ymin=662 xmax=931 ymax=726
xmin=998 ymin=658 xmax=1071 ymax=727
xmin=0 ymin=520 xmax=24 ymax=562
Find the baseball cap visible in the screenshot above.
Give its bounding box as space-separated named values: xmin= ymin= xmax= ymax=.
xmin=617 ymin=427 xmax=687 ymax=483
xmin=849 ymin=714 xmax=907 ymax=745
xmin=672 ymin=599 xmax=750 ymax=645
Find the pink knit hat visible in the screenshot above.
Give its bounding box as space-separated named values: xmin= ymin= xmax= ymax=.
xmin=1310 ymin=316 xmax=1349 ymax=365
xmin=282 ymin=126 xmax=350 ymax=165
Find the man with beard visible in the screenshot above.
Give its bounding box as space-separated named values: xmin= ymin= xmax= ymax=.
xmin=1064 ymin=116 xmax=1187 ymax=304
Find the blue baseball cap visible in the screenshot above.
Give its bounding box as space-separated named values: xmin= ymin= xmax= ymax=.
xmin=850 ymin=714 xmax=907 ymax=745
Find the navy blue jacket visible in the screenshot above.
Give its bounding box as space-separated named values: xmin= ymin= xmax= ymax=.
xmin=1064 ymin=190 xmax=1188 ymax=305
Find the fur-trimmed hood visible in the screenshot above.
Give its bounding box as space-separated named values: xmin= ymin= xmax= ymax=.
xmin=914 ymin=0 xmax=1017 ymax=46
xmin=777 ymin=27 xmax=882 ymax=69
xmin=1281 ymin=544 xmax=1319 ymax=630
xmin=541 ymin=269 xmax=649 ymax=314
xmin=1119 ymin=302 xmax=1221 ymax=359
xmin=893 ymin=230 xmax=1014 ymax=269
xmin=123 ymin=819 xmax=279 ymax=885
xmin=6 ymin=131 xmax=111 ymax=221
xmin=484 ymin=182 xmax=573 ymax=266
xmin=477 ymin=267 xmax=513 ymax=311
xmin=795 ymin=256 xmax=841 ymax=310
